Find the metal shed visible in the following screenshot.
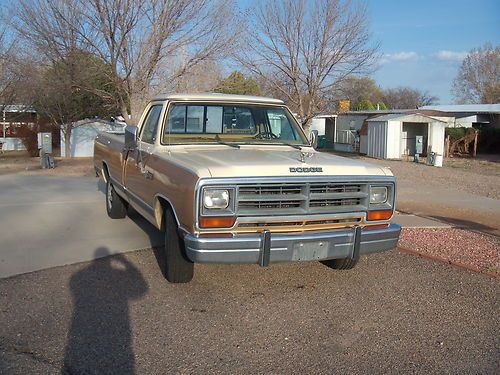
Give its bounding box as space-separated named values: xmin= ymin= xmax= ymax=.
xmin=60 ymin=119 xmax=126 ymax=157
xmin=365 ymin=113 xmax=447 ymax=159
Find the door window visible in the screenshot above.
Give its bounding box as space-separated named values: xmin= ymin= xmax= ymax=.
xmin=140 ymin=105 xmax=163 ymax=144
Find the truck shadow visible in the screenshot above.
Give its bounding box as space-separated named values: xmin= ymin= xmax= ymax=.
xmin=97 ymin=177 xmax=165 ymax=274
xmin=62 ymin=247 xmax=148 ymax=375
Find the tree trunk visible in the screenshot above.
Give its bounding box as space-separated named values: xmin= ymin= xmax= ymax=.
xmin=63 ymin=125 xmax=72 ymax=158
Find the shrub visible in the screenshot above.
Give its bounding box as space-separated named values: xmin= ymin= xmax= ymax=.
xmin=14 ymin=126 xmax=39 ymax=156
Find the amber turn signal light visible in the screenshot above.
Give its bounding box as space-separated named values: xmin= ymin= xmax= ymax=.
xmin=199 ymin=216 xmax=236 ymax=228
xmin=367 ymin=210 xmax=393 ymax=221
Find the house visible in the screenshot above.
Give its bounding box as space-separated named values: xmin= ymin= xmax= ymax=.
xmin=421 ymin=104 xmax=500 ymax=129
xmin=1 ymin=105 xmax=37 ymax=151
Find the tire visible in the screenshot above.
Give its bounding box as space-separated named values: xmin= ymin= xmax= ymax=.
xmin=321 ymin=257 xmax=359 ymax=270
xmin=161 ymin=208 xmax=194 ymax=283
xmin=106 ymin=180 xmax=127 ymax=219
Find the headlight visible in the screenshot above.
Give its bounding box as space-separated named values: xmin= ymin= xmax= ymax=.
xmin=370 ymin=186 xmax=388 ymax=204
xmin=203 ymin=189 xmax=230 ymax=209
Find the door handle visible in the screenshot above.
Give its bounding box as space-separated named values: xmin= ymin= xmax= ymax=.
xmin=144 ymin=170 xmax=154 ymax=180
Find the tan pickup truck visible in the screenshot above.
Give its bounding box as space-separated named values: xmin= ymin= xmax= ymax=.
xmin=94 ymin=93 xmax=400 ymax=283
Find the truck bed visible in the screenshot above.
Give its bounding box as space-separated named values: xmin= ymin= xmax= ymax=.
xmin=94 ymin=132 xmax=126 ymax=184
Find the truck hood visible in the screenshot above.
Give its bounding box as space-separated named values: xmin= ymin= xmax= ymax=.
xmin=163 ymin=145 xmax=392 ymax=178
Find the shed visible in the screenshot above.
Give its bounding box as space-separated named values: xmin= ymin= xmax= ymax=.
xmin=60 ymin=119 xmax=126 ymax=157
xmin=365 ymin=113 xmax=447 ymax=159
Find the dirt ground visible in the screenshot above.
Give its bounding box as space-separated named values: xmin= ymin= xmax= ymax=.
xmin=0 ymin=152 xmax=95 ymax=177
xmin=362 ymin=155 xmax=500 ymax=200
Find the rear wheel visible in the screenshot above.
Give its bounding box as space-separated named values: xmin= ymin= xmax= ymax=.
xmin=161 ymin=208 xmax=194 ymax=283
xmin=321 ymin=257 xmax=359 ymax=270
xmin=106 ymin=180 xmax=127 ymax=219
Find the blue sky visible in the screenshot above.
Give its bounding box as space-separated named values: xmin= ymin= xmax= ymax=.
xmin=368 ymin=0 xmax=500 ymax=103
xmin=237 ymin=0 xmax=499 ymax=103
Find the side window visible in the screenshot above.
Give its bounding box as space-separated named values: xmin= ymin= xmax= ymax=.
xmin=140 ymin=105 xmax=163 ymax=144
xmin=206 ymin=106 xmax=223 ymax=133
xmin=186 ymin=106 xmax=204 ymax=133
xmin=166 ymin=105 xmax=187 ymax=133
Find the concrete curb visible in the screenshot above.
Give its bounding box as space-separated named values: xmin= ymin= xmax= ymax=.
xmin=397 ymin=246 xmax=499 ymax=279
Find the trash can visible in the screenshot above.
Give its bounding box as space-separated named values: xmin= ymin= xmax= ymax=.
xmin=318 ymin=135 xmax=327 ymax=149
xmin=428 ymin=152 xmax=436 ymax=165
xmin=433 ymin=154 xmax=443 ymax=167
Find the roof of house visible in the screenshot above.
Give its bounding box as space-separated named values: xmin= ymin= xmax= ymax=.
xmin=421 ymin=104 xmax=500 ymax=114
xmin=152 ymin=93 xmax=284 ymax=105
xmin=1 ymin=105 xmax=36 ymax=113
xmin=366 ymin=112 xmax=447 ymax=123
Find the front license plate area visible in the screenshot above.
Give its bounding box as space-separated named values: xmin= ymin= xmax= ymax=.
xmin=292 ymin=240 xmax=330 ymax=261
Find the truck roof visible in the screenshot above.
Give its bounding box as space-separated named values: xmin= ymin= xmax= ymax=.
xmin=152 ymin=93 xmax=284 ymax=105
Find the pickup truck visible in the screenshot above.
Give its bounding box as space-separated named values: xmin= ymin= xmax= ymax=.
xmin=94 ymin=93 xmax=400 ymax=283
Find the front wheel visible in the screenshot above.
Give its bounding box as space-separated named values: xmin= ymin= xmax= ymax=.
xmin=161 ymin=208 xmax=194 ymax=283
xmin=106 ymin=180 xmax=127 ymax=219
xmin=321 ymin=257 xmax=359 ymax=270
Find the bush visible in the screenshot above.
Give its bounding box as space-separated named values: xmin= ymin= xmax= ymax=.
xmin=14 ymin=126 xmax=39 ymax=156
xmin=445 ymin=127 xmax=467 ymax=139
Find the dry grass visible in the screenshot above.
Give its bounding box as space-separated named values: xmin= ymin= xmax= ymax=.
xmin=0 ymin=152 xmax=94 ymax=177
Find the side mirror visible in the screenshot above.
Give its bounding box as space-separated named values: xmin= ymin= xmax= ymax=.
xmin=125 ymin=125 xmax=138 ymax=150
xmin=310 ymin=130 xmax=319 ymax=149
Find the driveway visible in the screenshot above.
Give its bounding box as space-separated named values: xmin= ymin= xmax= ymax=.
xmin=0 ymin=175 xmax=162 ymax=278
xmin=0 ymin=174 xmax=448 ymax=278
xmin=0 ymin=249 xmax=498 ymax=374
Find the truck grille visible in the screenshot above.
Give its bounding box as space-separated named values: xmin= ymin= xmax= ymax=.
xmin=236 ymin=183 xmax=368 ymax=216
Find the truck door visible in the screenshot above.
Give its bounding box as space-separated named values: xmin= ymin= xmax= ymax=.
xmin=124 ymin=104 xmax=163 ymax=215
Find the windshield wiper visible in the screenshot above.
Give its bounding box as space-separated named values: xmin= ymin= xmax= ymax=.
xmin=182 ymin=135 xmax=240 ymax=149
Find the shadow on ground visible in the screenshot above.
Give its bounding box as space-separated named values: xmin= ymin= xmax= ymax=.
xmin=61 ymin=247 xmax=148 ymax=374
xmin=427 ymin=215 xmax=498 ymax=236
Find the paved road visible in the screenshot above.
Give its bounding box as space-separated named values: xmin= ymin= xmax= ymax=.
xmin=396 ymin=177 xmax=500 ymax=236
xmin=0 ymin=249 xmax=498 ymax=374
xmin=0 ymin=174 xmax=445 ymax=279
xmin=0 ymin=175 xmax=162 ymax=278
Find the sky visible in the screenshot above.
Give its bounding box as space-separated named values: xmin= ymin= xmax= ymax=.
xmin=368 ymin=0 xmax=500 ymax=103
xmin=237 ymin=0 xmax=499 ymax=104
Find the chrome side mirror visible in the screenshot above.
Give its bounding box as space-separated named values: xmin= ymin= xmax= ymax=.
xmin=310 ymin=130 xmax=319 ymax=149
xmin=125 ymin=125 xmax=138 ymax=150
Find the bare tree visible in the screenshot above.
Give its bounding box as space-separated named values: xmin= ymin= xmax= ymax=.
xmin=382 ymin=87 xmax=438 ymax=109
xmin=452 ymin=43 xmax=500 ymax=104
xmin=237 ymin=0 xmax=378 ymax=128
xmin=0 ymin=21 xmax=18 ymax=112
xmin=13 ymin=0 xmax=239 ymax=123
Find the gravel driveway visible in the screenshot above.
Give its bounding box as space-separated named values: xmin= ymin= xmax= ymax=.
xmin=1 ymin=249 xmax=498 ymax=375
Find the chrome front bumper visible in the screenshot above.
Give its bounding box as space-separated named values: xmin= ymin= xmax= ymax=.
xmin=183 ymin=224 xmax=401 ymax=265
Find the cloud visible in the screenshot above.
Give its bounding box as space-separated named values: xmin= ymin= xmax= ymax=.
xmin=434 ymin=50 xmax=468 ymax=61
xmin=379 ymin=51 xmax=419 ymax=65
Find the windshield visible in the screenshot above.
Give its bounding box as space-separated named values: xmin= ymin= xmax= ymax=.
xmin=162 ymin=103 xmax=308 ymax=145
